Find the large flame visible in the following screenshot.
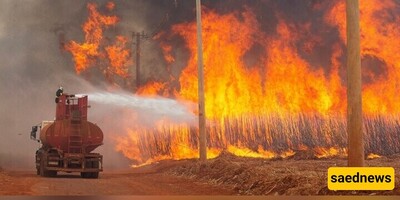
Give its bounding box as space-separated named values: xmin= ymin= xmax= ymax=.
xmin=66 ymin=2 xmax=400 ymax=165
xmin=65 ymin=2 xmax=131 ymax=83
xmin=326 ymin=0 xmax=400 ymax=114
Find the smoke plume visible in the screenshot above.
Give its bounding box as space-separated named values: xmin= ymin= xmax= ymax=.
xmin=0 ymin=0 xmax=175 ymax=169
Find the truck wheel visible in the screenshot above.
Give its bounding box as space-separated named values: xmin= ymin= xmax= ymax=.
xmin=47 ymin=171 xmax=57 ymax=177
xmin=40 ymin=166 xmax=50 ymax=177
xmin=39 ymin=158 xmax=47 ymax=177
xmin=81 ymin=161 xmax=92 ymax=178
xmin=91 ymin=172 xmax=99 ymax=179
xmin=39 ymin=156 xmax=57 ymax=177
xmin=81 ymin=172 xmax=90 ymax=178
xmin=90 ymin=161 xmax=99 ymax=178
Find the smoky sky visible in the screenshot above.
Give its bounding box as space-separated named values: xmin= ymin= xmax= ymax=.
xmin=0 ymin=0 xmax=341 ymax=169
xmin=0 ymin=0 xmax=174 ymax=169
xmin=0 ymin=0 xmax=382 ymax=169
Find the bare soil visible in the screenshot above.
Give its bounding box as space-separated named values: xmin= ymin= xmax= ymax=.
xmin=0 ymin=160 xmax=232 ymax=195
xmin=1 ymin=152 xmax=399 ymax=195
xmin=167 ymin=152 xmax=400 ymax=195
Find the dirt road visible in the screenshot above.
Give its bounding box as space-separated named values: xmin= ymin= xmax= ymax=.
xmin=2 ymin=154 xmax=400 ymax=195
xmin=0 ymin=160 xmax=233 ymax=195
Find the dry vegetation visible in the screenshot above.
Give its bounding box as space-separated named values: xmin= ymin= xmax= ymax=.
xmin=166 ymin=151 xmax=400 ymax=195
xmin=0 ymin=154 xmax=399 ymax=195
xmin=130 ymin=115 xmax=400 ymax=163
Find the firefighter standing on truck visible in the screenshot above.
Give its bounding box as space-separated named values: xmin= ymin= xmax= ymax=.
xmin=55 ymin=86 xmax=63 ymax=103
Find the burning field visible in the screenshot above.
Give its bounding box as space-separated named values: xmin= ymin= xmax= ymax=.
xmin=62 ymin=0 xmax=400 ymax=166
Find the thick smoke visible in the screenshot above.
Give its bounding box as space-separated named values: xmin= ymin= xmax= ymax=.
xmin=0 ymin=0 xmax=177 ymax=170
xmin=0 ymin=0 xmax=334 ymax=169
xmin=2 ymin=0 xmax=394 ymax=169
xmin=0 ymin=0 xmax=85 ymax=169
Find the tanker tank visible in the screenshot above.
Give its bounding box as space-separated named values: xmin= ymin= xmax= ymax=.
xmin=30 ymin=92 xmax=104 ymax=178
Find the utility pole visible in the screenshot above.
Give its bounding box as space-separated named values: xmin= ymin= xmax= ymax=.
xmin=196 ymin=0 xmax=207 ymax=162
xmin=346 ymin=0 xmax=364 ymax=167
xmin=132 ymin=32 xmax=148 ymax=89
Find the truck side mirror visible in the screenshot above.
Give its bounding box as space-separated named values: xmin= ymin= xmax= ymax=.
xmin=30 ymin=126 xmax=38 ymax=140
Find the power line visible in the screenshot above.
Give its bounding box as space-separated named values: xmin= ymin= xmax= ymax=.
xmin=130 ymin=0 xmax=179 ymax=90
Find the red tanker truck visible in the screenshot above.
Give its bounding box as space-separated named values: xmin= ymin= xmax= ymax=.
xmin=30 ymin=93 xmax=103 ymax=178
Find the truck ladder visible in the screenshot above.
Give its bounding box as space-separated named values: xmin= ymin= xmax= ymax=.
xmin=68 ymin=120 xmax=83 ymax=153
